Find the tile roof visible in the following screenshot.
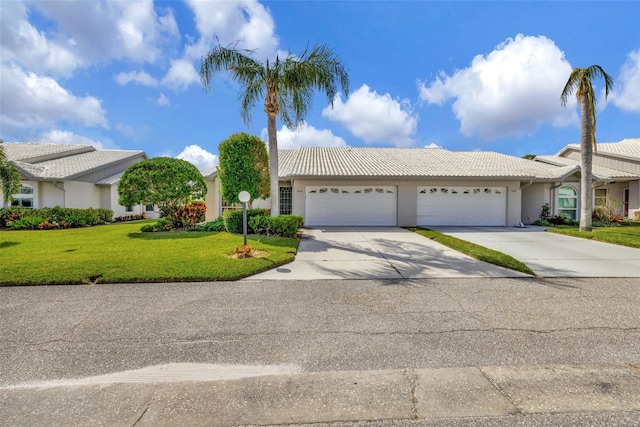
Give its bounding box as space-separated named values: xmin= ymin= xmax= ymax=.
xmin=559 ymin=138 xmax=640 ymax=160
xmin=3 ymin=142 xmax=145 ymax=180
xmin=535 ymin=155 xmax=638 ymax=180
xmin=277 ymin=147 xmax=590 ymax=180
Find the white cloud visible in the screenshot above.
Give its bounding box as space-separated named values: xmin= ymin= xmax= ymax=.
xmin=0 ymin=1 xmax=82 ymax=76
xmin=611 ymin=49 xmax=640 ymax=113
xmin=424 ymin=142 xmax=442 ymax=149
xmin=184 ymin=0 xmax=278 ymax=60
xmin=177 ymin=144 xmax=219 ymax=173
xmin=161 ymin=58 xmax=200 ymax=90
xmin=38 ymin=130 xmax=106 ymax=149
xmin=418 ymin=34 xmax=576 ymax=140
xmin=157 ymin=93 xmax=171 ymax=107
xmin=322 ymin=84 xmax=418 ymax=147
xmin=162 ymin=0 xmax=279 ymax=90
xmin=0 ymin=62 xmax=108 ymax=133
xmin=260 ymin=122 xmax=348 ymax=149
xmin=115 ymin=70 xmax=158 ymax=87
xmin=29 ymin=0 xmax=179 ymax=65
xmin=115 ymin=123 xmax=135 ymax=136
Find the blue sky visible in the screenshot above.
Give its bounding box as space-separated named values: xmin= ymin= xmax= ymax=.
xmin=1 ymin=0 xmax=639 ymax=172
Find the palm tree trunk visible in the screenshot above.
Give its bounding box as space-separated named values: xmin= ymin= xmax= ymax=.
xmin=579 ymin=95 xmax=593 ymax=232
xmin=267 ymin=113 xmax=279 ymax=217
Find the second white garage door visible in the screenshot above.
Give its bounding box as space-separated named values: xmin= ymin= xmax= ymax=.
xmin=305 ymin=185 xmax=397 ymax=226
xmin=417 ymin=186 xmax=507 ymax=226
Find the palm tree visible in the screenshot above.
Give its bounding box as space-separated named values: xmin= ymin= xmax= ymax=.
xmin=200 ymin=43 xmax=349 ymax=216
xmin=560 ymin=65 xmax=613 ymax=232
xmin=0 ymin=142 xmax=21 ymax=205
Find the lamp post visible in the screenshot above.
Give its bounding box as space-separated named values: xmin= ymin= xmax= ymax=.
xmin=238 ymin=191 xmax=250 ymax=246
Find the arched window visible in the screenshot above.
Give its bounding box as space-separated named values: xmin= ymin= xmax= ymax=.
xmin=558 ymin=185 xmax=577 ymax=220
xmin=11 ymin=184 xmax=34 ymax=208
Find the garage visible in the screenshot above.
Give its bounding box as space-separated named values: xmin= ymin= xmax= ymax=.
xmin=417 ymin=186 xmax=507 ymax=226
xmin=305 ymin=185 xmax=397 ymax=226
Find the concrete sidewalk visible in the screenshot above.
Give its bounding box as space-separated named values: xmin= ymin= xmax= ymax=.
xmin=431 ymin=226 xmax=640 ymax=277
xmin=250 ymin=227 xmax=528 ymax=280
xmin=3 ymin=364 xmax=639 ymax=426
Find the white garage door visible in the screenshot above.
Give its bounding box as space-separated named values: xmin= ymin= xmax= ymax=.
xmin=305 ymin=186 xmax=397 ymax=226
xmin=417 ymin=186 xmax=506 ymax=226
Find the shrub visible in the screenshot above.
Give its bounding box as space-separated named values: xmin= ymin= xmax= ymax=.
xmin=0 ymin=206 xmax=113 ymax=228
xmin=189 ymin=217 xmax=225 ymax=232
xmin=140 ymin=217 xmax=174 ymax=232
xmin=250 ymin=215 xmax=303 ymax=237
xmin=634 ymin=211 xmax=640 ymax=222
xmin=8 ymin=216 xmax=47 ymax=230
xmin=223 ymin=208 xmax=268 ymax=234
xmin=234 ymin=244 xmax=253 ymax=258
xmin=174 ymin=201 xmax=207 ymax=227
xmin=593 ymin=196 xmax=623 ymax=226
xmin=113 ymin=213 xmax=148 ymax=222
xmin=539 ymin=202 xmax=551 ymax=221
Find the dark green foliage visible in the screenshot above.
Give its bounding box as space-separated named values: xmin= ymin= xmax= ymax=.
xmin=189 ymin=217 xmax=225 ymax=232
xmin=522 ymin=154 xmax=536 ymax=160
xmin=140 ymin=218 xmax=174 ymax=232
xmin=8 ymin=216 xmax=46 ymax=230
xmin=0 ymin=206 xmax=113 ymax=228
xmin=249 ymin=215 xmax=303 ymax=237
xmin=223 ymin=208 xmax=268 ymax=234
xmin=218 ymin=133 xmax=269 ymax=205
xmin=117 ymin=157 xmax=207 ymax=223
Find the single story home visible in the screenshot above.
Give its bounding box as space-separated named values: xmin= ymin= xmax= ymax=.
xmin=1 ymin=142 xmax=159 ymax=219
xmin=205 ymin=138 xmax=640 ymax=227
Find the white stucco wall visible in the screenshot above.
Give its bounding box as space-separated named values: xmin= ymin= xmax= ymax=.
xmin=64 ymin=181 xmax=101 ymax=208
xmin=521 ymin=183 xmax=550 ymax=224
xmin=38 ymin=182 xmax=63 ymax=208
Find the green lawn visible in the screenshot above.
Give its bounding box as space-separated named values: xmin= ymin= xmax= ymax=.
xmin=0 ymin=220 xmax=299 ymax=285
xmin=546 ymin=222 xmax=640 ymax=248
xmin=409 ymin=228 xmax=535 ymax=275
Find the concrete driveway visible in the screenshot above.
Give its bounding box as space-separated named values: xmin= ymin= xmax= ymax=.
xmin=431 ymin=226 xmax=640 ymax=277
xmin=249 ymin=227 xmax=528 ymax=280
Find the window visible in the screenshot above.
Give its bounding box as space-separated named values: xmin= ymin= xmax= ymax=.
xmin=125 ymin=206 xmax=134 ymax=212
xmin=145 ymin=204 xmax=154 ymax=212
xmin=11 ymin=184 xmax=34 ymax=208
xmin=558 ymin=185 xmax=578 ymax=220
xmin=279 ymin=187 xmax=292 ymax=215
xmin=221 ymin=199 xmax=242 ymax=213
xmin=594 ymin=188 xmax=607 ymax=207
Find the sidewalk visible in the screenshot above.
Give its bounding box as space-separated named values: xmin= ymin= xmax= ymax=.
xmin=3 ymin=364 xmax=640 ymax=426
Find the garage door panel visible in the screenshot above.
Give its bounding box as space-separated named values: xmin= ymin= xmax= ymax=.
xmin=417 ymin=186 xmax=506 ymax=226
xmin=306 ymin=186 xmax=397 ymax=226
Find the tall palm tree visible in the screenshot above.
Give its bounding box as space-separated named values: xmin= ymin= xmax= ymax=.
xmin=200 ymin=43 xmax=349 ymax=216
xmin=0 ymin=142 xmax=21 ymax=204
xmin=560 ymin=65 xmax=613 ymax=232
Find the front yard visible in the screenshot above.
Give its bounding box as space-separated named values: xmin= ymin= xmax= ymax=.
xmin=0 ymin=220 xmax=299 ymax=285
xmin=546 ymin=222 xmax=640 ymax=248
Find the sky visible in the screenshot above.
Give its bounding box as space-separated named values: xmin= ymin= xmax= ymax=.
xmin=1 ymin=0 xmax=639 ymax=173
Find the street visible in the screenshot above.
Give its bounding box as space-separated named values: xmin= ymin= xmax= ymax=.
xmin=1 ymin=277 xmax=640 ymax=425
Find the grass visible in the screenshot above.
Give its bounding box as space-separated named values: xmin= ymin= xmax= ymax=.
xmin=409 ymin=227 xmax=535 ymax=275
xmin=0 ymin=220 xmax=299 ymax=286
xmin=546 ymin=222 xmax=640 ymax=248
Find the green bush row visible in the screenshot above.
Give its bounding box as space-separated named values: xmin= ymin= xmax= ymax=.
xmin=0 ymin=206 xmax=113 ymax=229
xmin=174 ymin=209 xmax=302 ymax=237
xmin=222 ymin=208 xmax=269 ymax=234
xmin=249 ymin=215 xmax=303 ymax=237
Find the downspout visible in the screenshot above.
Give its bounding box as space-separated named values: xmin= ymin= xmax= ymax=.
xmin=53 ymin=181 xmax=66 ymax=208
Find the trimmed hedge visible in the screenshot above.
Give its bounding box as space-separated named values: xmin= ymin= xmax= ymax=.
xmin=223 ymin=208 xmax=269 ymax=234
xmin=189 ymin=217 xmax=225 ymax=232
xmin=249 ymin=215 xmax=303 ymax=237
xmin=0 ymin=206 xmax=113 ymax=229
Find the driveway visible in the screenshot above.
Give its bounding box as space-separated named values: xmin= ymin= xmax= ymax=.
xmin=249 ymin=226 xmax=527 ymax=280
xmin=431 ymin=226 xmax=640 ymax=277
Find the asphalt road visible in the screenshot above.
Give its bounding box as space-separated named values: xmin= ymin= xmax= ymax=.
xmin=1 ymin=278 xmax=640 ymax=425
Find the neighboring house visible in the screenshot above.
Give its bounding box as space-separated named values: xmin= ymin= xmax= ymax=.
xmin=1 ymin=142 xmax=159 ymax=219
xmin=534 ymin=138 xmax=640 ymax=221
xmin=205 ymin=139 xmax=640 ymax=227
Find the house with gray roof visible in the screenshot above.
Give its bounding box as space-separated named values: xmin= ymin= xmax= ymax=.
xmin=1 ymin=142 xmax=156 ymax=219
xmin=205 ymin=139 xmax=640 ymax=226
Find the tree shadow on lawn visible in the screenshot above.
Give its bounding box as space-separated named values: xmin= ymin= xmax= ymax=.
xmin=0 ymin=241 xmax=20 ymax=249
